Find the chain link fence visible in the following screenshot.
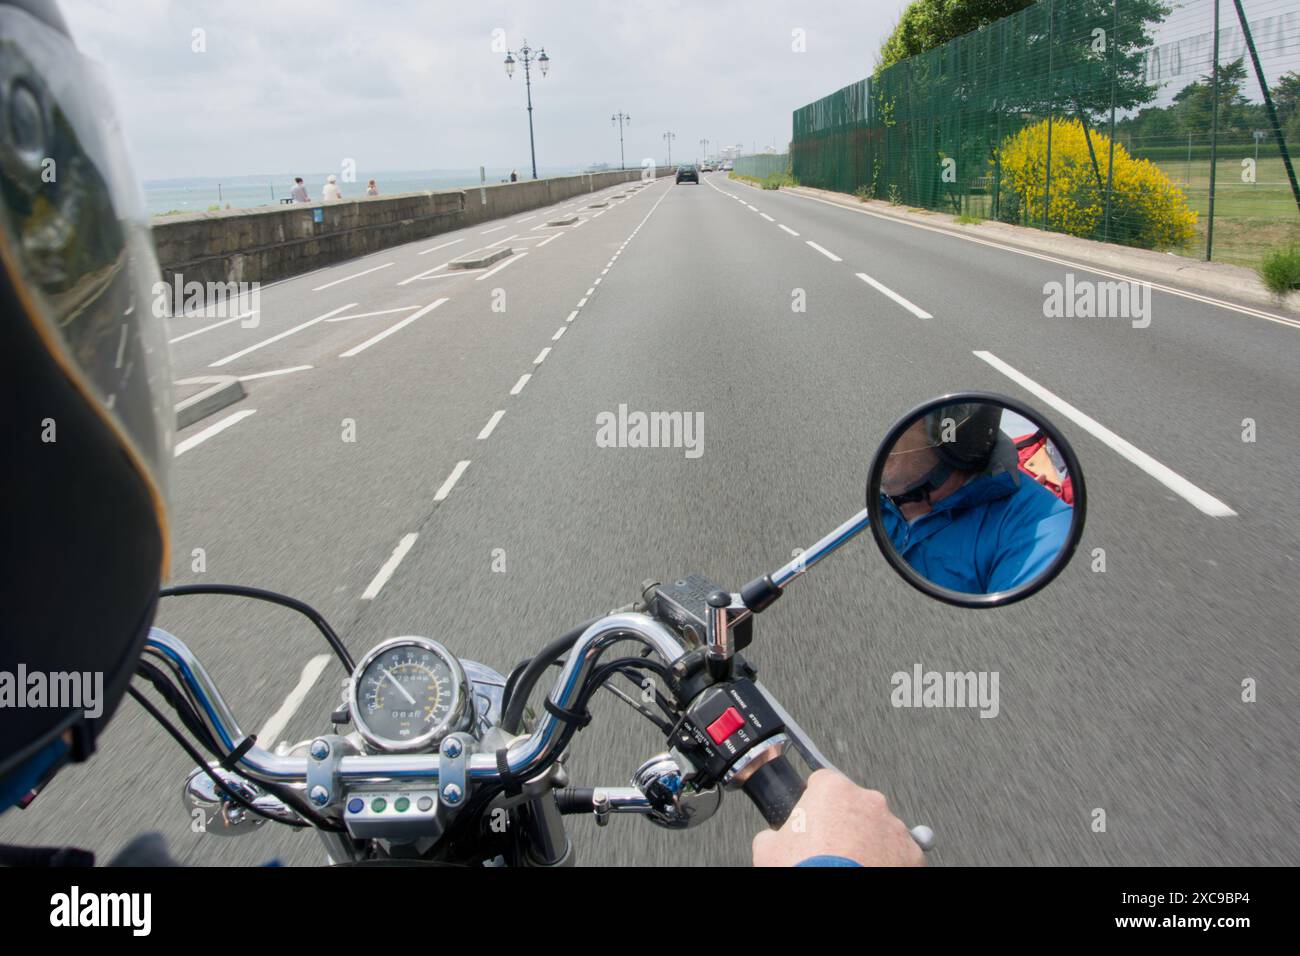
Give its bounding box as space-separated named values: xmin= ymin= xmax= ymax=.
xmin=733 ymin=153 xmax=791 ymax=179
xmin=791 ymin=0 xmax=1300 ymax=267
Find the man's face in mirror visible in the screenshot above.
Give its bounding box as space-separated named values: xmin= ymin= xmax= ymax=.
xmin=881 ymin=420 xmax=941 ymax=498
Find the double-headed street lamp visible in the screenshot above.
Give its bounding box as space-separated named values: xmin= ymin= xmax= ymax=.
xmin=699 ymin=138 xmax=709 ymax=164
xmin=611 ymin=111 xmax=630 ymax=170
xmin=503 ymin=39 xmax=550 ymax=180
xmin=663 ymin=131 xmax=675 ymax=166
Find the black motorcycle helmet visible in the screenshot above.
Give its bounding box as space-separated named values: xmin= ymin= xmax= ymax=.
xmin=884 ymin=402 xmax=1003 ymax=505
xmin=0 ymin=0 xmax=172 ymax=789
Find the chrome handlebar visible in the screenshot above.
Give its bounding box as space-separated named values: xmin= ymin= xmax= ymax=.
xmin=144 ymin=611 xmax=692 ymax=793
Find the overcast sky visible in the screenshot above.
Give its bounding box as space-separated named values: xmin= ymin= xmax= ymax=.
xmin=58 ymin=0 xmax=907 ymax=182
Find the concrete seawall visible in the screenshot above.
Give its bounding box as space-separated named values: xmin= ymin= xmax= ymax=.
xmin=151 ymin=167 xmax=673 ymax=288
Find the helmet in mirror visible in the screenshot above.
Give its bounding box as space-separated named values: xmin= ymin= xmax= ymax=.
xmin=867 ymin=394 xmax=1085 ymax=608
xmin=0 ymin=0 xmax=172 ymax=798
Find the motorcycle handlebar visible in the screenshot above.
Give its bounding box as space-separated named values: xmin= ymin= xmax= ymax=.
xmin=143 ymin=612 xmax=691 ymax=792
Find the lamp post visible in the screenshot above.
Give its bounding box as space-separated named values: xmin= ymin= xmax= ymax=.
xmin=699 ymin=138 xmax=709 ymax=164
xmin=611 ymin=111 xmax=631 ymax=170
xmin=504 ymin=39 xmax=550 ymax=180
xmin=663 ymin=131 xmax=675 ymax=166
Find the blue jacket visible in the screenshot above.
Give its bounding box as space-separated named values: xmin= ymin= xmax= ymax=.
xmin=879 ymin=469 xmax=1072 ymax=594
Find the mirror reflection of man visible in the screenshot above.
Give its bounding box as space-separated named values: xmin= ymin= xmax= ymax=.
xmin=878 ymin=404 xmax=1072 ymax=594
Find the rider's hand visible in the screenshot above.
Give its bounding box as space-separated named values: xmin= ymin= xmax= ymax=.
xmin=751 ymin=769 xmax=924 ymax=867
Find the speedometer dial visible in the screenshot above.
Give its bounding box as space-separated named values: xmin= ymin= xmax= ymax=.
xmin=349 ymin=637 xmax=470 ymax=752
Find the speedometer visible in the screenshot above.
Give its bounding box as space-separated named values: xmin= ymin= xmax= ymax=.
xmin=348 ymin=637 xmax=470 ymax=752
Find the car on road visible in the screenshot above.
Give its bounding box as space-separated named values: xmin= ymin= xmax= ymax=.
xmin=721 ymin=160 xmax=733 ymax=171
xmin=676 ymin=164 xmax=700 ymax=184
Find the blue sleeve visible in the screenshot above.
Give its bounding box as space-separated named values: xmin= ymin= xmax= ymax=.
xmin=986 ymin=483 xmax=1073 ymax=593
xmin=795 ymin=855 xmax=862 ymax=867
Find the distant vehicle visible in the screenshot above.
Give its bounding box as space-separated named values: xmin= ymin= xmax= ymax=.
xmin=676 ymin=164 xmax=699 ymax=185
xmin=722 ymin=160 xmax=734 ymax=171
xmin=701 ymin=162 xmax=714 ymax=172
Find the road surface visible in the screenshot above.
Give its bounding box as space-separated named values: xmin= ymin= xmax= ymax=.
xmin=5 ymin=172 xmax=1297 ymax=867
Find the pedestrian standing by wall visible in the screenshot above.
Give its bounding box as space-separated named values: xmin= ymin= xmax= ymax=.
xmin=290 ymin=177 xmax=310 ymax=203
xmin=510 ymin=170 xmax=518 ymax=182
xmin=365 ymin=179 xmax=378 ymax=196
xmin=321 ymin=174 xmax=343 ymax=201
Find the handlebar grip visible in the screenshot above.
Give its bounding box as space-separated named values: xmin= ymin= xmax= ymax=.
xmin=741 ymin=753 xmax=806 ymax=828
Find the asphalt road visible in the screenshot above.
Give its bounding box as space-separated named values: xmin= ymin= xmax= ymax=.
xmin=5 ymin=172 xmax=1297 ymax=867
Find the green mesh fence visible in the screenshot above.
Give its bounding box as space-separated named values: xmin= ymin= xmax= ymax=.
xmin=733 ymin=153 xmax=791 ymax=179
xmin=791 ymin=0 xmax=1300 ymax=267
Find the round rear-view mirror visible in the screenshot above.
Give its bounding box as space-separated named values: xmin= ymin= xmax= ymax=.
xmin=865 ymin=392 xmax=1086 ymax=608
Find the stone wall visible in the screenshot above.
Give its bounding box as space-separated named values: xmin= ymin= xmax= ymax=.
xmin=151 ymin=167 xmax=672 ymax=287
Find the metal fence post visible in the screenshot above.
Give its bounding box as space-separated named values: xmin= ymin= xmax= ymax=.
xmin=1103 ymin=0 xmax=1119 ymax=241
xmin=1044 ymin=0 xmax=1055 ymax=231
xmin=1206 ymin=0 xmax=1219 ymax=261
xmin=1231 ymin=0 xmax=1300 ymax=215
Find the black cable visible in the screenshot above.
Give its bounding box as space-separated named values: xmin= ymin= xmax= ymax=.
xmin=128 ymin=685 xmax=314 ymax=830
xmin=501 ymin=616 xmax=603 ymax=733
xmin=135 ymin=658 xmax=222 ymax=758
xmin=159 ymin=584 xmax=354 ymax=671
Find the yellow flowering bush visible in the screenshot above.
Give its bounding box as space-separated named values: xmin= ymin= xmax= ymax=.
xmin=995 ymin=118 xmax=1196 ymax=250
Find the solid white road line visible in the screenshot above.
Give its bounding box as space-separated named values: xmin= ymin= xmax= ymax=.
xmin=516 ymin=215 xmax=537 ymax=223
xmin=256 ymin=654 xmax=332 ymax=746
xmin=419 ymin=238 xmax=465 ymax=255
xmin=856 ymin=272 xmax=933 ymax=319
xmin=534 ymin=347 xmax=551 ymax=364
xmin=760 ymin=213 xmax=775 ymax=222
xmin=536 ymin=233 xmax=563 ymax=247
xmin=210 ymin=303 xmax=355 ymax=366
xmin=972 ymin=350 xmax=1237 ymax=517
xmin=312 ymin=261 xmax=393 ymax=291
xmin=806 ymin=241 xmax=842 ymax=262
xmin=174 ymin=409 xmax=256 ymax=457
xmin=325 ymin=305 xmax=420 ymax=322
xmin=477 ymin=410 xmax=506 ymax=440
xmin=481 ymin=225 xmax=509 ymax=235
xmin=787 ymin=189 xmax=1300 ymax=331
xmin=168 ymin=314 xmax=246 ymax=344
xmin=340 ymin=298 xmax=448 ymax=358
xmin=476 ymin=252 xmax=528 ymax=281
xmin=552 ymin=326 xmax=567 ymax=340
xmin=237 ymin=365 xmax=313 ymax=381
xmin=510 ymin=373 xmax=531 ymax=395
xmin=488 ymin=233 xmax=518 ymax=248
xmin=361 ymin=532 xmax=418 ymax=599
xmin=434 ymin=460 xmax=471 ymax=502
xmin=778 ymin=224 xmax=800 ymax=236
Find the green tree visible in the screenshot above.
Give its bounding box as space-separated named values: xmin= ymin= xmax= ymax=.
xmin=1273 ymin=71 xmax=1300 ymax=121
xmin=1171 ymin=58 xmax=1249 ymax=136
xmin=878 ymin=0 xmax=1033 ymax=70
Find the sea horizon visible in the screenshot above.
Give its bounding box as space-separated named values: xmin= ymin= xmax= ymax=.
xmin=144 ymin=164 xmax=626 ymax=216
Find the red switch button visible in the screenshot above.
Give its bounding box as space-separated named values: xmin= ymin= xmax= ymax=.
xmin=706 ymin=707 xmax=746 ymax=744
